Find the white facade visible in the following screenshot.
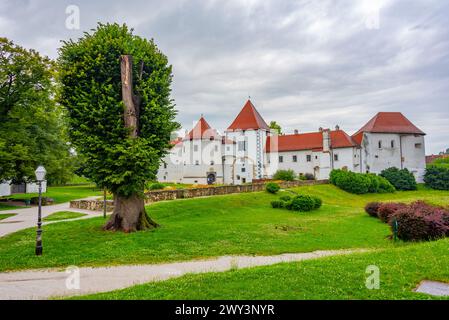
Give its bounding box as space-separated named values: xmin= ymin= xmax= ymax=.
xmin=360 ymin=132 xmax=426 ymax=182
xmin=0 ymin=181 xmax=47 ymax=197
xmin=157 ymin=103 xmax=427 ymax=185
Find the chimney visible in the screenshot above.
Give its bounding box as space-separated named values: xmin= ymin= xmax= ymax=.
xmin=322 ymin=128 xmax=330 ymax=152
xmin=294 ymin=129 xmax=299 ymax=134
xmin=335 ymin=125 xmax=340 ymax=131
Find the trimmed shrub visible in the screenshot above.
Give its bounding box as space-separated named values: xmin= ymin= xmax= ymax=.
xmin=329 ymin=169 xmax=345 ymax=185
xmin=378 ymin=202 xmax=407 ymax=223
xmin=380 ymin=167 xmax=417 ymax=191
xmin=266 ymin=182 xmax=280 ymax=194
xmin=335 ymin=171 xmax=371 ymax=194
xmin=273 ymin=169 xmax=296 ymax=181
xmin=365 ymin=202 xmax=381 ymax=217
xmin=330 ymin=169 xmax=395 ymax=194
xmin=279 ymin=195 xmax=291 ymax=202
xmin=391 ymin=204 xmax=449 ymax=241
xmin=304 ymin=173 xmax=315 ymax=181
xmin=289 ymin=195 xmax=316 ymax=212
xmin=424 ymin=166 xmax=449 ymax=190
xmin=148 ymin=182 xmax=165 ymax=190
xmin=311 ymin=196 xmax=322 ymax=209
xmin=271 ymin=200 xmax=285 ymax=208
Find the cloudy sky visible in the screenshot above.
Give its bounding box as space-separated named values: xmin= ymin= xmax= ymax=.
xmin=2 ymin=0 xmax=448 ymax=153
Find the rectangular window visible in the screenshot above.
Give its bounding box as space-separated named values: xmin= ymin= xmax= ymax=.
xmin=163 ymin=163 xmax=167 ymax=169
xmin=279 ymin=156 xmax=283 ymax=163
xmin=415 ymin=143 xmax=422 ymax=149
xmin=306 ymin=155 xmax=311 ymax=162
xmin=241 ymin=167 xmax=246 ymax=173
xmin=334 ymin=154 xmax=339 ymax=161
xmin=378 ymin=141 xmax=382 ymax=149
xmin=238 ymin=141 xmax=246 ymax=151
xmin=391 ymin=140 xmax=395 ymax=148
xmin=292 ymin=155 xmax=297 ymax=162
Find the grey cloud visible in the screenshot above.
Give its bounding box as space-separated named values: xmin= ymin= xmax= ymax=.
xmin=1 ymin=0 xmax=448 ymax=153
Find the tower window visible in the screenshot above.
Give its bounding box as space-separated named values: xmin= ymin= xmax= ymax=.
xmin=241 ymin=167 xmax=246 ymax=173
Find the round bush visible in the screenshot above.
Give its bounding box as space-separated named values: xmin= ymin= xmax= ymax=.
xmin=378 ymin=202 xmax=407 ymax=223
xmin=380 ymin=167 xmax=417 ymax=191
xmin=279 ymin=195 xmax=292 ymax=202
xmin=289 ymin=195 xmax=316 ymax=212
xmin=365 ymin=202 xmax=381 ymax=217
xmin=336 ymin=171 xmax=371 ymax=194
xmin=271 ymin=200 xmax=284 ymax=209
xmin=266 ymin=182 xmax=280 ymax=194
xmin=424 ymin=166 xmax=449 ymax=190
xmin=311 ymin=196 xmax=322 ymax=209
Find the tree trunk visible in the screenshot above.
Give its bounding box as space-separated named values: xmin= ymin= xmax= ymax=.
xmin=103 ymin=194 xmax=158 ymax=232
xmin=103 ymin=54 xmax=158 ymax=232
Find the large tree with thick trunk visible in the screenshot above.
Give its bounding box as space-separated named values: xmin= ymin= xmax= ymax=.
xmin=58 ymin=23 xmax=179 ymax=232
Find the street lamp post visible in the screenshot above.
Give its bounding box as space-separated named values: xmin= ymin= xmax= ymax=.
xmin=35 ymin=165 xmax=46 ymax=256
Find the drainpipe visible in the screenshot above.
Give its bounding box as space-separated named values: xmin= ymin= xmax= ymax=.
xmin=399 ymin=135 xmax=404 ymax=169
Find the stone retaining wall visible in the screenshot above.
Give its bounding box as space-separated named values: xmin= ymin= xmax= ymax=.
xmin=70 ymin=180 xmax=328 ymax=211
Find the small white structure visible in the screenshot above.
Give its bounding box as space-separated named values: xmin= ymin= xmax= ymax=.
xmin=0 ymin=181 xmax=47 ymax=197
xmin=157 ymin=100 xmax=427 ymax=184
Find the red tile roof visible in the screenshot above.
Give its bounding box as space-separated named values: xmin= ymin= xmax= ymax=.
xmin=227 ymin=100 xmax=270 ymax=131
xmin=265 ymin=129 xmax=357 ymax=153
xmin=184 ymin=116 xmax=219 ymax=140
xmin=353 ymin=112 xmax=425 ymax=136
xmin=169 ymin=137 xmax=183 ymax=146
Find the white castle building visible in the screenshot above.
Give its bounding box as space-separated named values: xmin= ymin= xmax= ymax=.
xmin=157 ymin=100 xmax=426 ymax=185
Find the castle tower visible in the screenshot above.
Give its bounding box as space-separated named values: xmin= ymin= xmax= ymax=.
xmin=225 ymin=100 xmax=271 ymax=181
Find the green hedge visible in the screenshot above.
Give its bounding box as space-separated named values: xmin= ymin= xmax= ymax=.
xmin=380 ymin=167 xmax=417 ymax=191
xmin=330 ymin=169 xmax=395 ymax=194
xmin=266 ymin=182 xmax=280 ymax=194
xmin=424 ymin=166 xmax=449 ymax=190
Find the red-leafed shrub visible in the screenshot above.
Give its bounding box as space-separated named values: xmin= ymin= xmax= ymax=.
xmin=378 ymin=202 xmax=407 ymax=223
xmin=391 ymin=203 xmax=449 ymax=241
xmin=365 ymin=202 xmax=381 ymax=217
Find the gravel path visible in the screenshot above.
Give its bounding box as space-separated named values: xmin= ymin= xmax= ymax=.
xmin=0 ymin=249 xmax=366 ymax=300
xmin=0 ymin=197 xmax=105 ymax=238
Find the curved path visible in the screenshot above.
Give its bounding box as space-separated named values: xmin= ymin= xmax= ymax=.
xmin=0 ymin=249 xmax=366 ymax=300
xmin=0 ymin=197 xmax=105 ymax=238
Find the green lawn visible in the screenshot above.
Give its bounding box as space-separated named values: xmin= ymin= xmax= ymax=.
xmin=77 ymin=238 xmax=449 ymax=300
xmin=43 ymin=211 xmax=87 ymax=222
xmin=0 ymin=184 xmax=447 ymax=272
xmin=0 ymin=203 xmax=26 ymax=211
xmin=0 ymin=213 xmax=15 ymax=220
xmin=6 ymin=185 xmax=102 ymax=204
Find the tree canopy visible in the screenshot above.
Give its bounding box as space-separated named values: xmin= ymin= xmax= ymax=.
xmin=58 ymin=23 xmax=179 ymax=197
xmin=0 ymin=37 xmax=73 ymax=185
xmin=269 ymin=121 xmax=282 ymax=135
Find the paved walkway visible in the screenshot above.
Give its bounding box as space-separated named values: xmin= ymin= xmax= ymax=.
xmin=0 ymin=249 xmax=365 ymax=300
xmin=0 ymin=197 xmax=105 ymax=238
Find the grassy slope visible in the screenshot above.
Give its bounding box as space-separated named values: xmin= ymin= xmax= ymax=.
xmin=0 ymin=213 xmax=15 ymax=220
xmin=78 ymin=239 xmax=449 ymax=300
xmin=0 ymin=184 xmax=447 ymax=272
xmin=6 ymin=185 xmax=102 ymax=204
xmin=43 ymin=211 xmax=87 ymax=222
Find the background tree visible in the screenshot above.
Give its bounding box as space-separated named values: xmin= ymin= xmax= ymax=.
xmin=58 ymin=23 xmax=179 ymax=232
xmin=0 ymin=38 xmax=72 ymax=185
xmin=269 ymin=121 xmax=282 ymax=135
